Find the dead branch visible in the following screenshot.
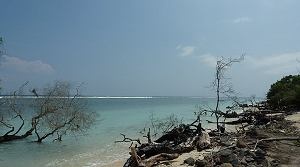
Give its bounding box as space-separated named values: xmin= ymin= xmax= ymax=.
xmin=128 ymin=147 xmax=179 ymax=167
xmin=115 ymin=133 xmax=141 ymax=145
xmin=143 ymin=153 xmax=179 ymax=167
xmin=143 ymin=128 xmax=152 ymax=144
xmin=12 ymin=114 xmax=25 ymax=135
xmin=260 ymin=137 xmax=300 ymax=142
xmin=249 ymin=137 xmax=300 ymax=151
xmin=206 ymin=118 xmax=251 ymax=125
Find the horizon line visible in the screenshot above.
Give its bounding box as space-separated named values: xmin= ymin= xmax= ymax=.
xmin=0 ymin=95 xmax=263 ymax=99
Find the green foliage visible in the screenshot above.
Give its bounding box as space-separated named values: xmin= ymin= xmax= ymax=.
xmin=267 ymin=75 xmax=300 ymax=109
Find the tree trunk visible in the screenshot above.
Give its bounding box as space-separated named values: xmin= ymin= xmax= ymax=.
xmin=128 ymin=147 xmax=179 ymax=167
xmin=0 ymin=128 xmax=33 ymax=143
xmin=215 ymin=77 xmax=220 ymax=131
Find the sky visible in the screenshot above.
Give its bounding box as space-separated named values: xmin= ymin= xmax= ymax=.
xmin=0 ymin=0 xmax=300 ymax=97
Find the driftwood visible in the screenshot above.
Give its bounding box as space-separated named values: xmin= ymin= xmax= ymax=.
xmin=154 ymin=124 xmax=193 ymax=144
xmin=143 ymin=128 xmax=152 ymax=144
xmin=251 ymin=136 xmax=300 ymax=150
xmin=128 ymin=147 xmax=179 ymax=167
xmin=123 ymin=132 xmax=210 ymax=167
xmin=136 ymin=142 xmax=193 ymax=159
xmin=122 ymin=119 xmax=210 ymax=167
xmin=124 ymin=98 xmax=300 ymax=167
xmin=122 ymin=101 xmax=299 ymax=167
xmin=143 ymin=153 xmax=179 ymax=167
xmin=207 ymin=109 xmax=286 ymax=127
xmin=259 ymin=137 xmax=300 ymax=142
xmin=115 ymin=133 xmax=141 ymax=148
xmin=137 ymin=125 xmax=198 ymax=158
xmin=206 ymin=118 xmax=251 ymax=125
xmin=137 ymin=132 xmax=210 ymax=158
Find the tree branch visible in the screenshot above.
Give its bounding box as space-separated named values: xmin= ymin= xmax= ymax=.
xmin=115 ymin=133 xmax=141 ymax=145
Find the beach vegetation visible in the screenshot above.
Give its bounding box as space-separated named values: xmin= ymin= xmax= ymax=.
xmin=267 ymin=74 xmax=300 ymax=110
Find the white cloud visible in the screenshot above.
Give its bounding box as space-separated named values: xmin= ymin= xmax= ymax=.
xmin=199 ymin=52 xmax=300 ymax=75
xmin=176 ymin=45 xmax=196 ymax=57
xmin=200 ymin=54 xmax=217 ymax=68
xmin=248 ymin=52 xmax=300 ymax=75
xmin=0 ymin=55 xmax=54 ymax=74
xmin=233 ymin=17 xmax=252 ymax=23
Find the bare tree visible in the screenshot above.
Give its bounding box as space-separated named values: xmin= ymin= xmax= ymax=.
xmin=0 ymin=36 xmax=5 ymax=58
xmin=0 ymin=39 xmax=32 ymax=142
xmin=0 ymin=82 xmax=34 ymax=143
xmin=0 ymin=36 xmax=3 ymax=51
xmin=0 ymin=81 xmax=95 ymax=143
xmin=31 ymin=81 xmax=95 ymax=142
xmin=211 ymin=55 xmax=244 ymax=131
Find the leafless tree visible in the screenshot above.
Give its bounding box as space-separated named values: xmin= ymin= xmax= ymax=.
xmin=211 ymin=55 xmax=244 ymax=131
xmin=31 ymin=81 xmax=95 ymax=142
xmin=0 ymin=81 xmax=95 ymax=143
xmin=0 ymin=39 xmax=31 ymax=142
xmin=0 ymin=82 xmax=34 ymax=142
xmin=0 ymin=36 xmax=3 ymax=54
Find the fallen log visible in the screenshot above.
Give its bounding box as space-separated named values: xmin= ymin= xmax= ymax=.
xmin=143 ymin=152 xmax=179 ymax=167
xmin=136 ymin=142 xmax=193 ymax=159
xmin=206 ymin=118 xmax=252 ymax=125
xmin=126 ymin=147 xmax=179 ymax=167
xmin=154 ymin=124 xmax=194 ymax=144
xmin=249 ymin=137 xmax=300 ymax=151
xmin=259 ymin=137 xmax=300 ymax=142
xmin=122 ymin=116 xmax=210 ymax=167
xmin=123 ymin=127 xmax=211 ymax=166
xmin=138 ymin=130 xmax=210 ymax=158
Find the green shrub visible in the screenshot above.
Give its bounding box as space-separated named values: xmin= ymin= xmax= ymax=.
xmin=267 ymin=75 xmax=300 ymax=109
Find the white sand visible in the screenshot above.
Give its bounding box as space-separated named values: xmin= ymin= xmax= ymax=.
xmin=102 ymin=160 xmax=125 ymax=167
xmin=286 ymin=112 xmax=300 ymax=128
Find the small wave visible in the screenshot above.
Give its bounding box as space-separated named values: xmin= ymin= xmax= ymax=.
xmin=80 ymin=96 xmax=153 ymax=99
xmin=45 ymin=145 xmax=128 ymax=167
xmin=0 ymin=96 xmax=154 ymax=99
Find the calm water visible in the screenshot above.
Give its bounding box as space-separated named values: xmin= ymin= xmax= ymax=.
xmin=0 ymin=97 xmax=234 ymax=167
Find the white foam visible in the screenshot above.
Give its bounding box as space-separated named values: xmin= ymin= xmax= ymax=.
xmin=81 ymin=96 xmax=153 ymax=99
xmin=0 ymin=96 xmax=154 ymax=99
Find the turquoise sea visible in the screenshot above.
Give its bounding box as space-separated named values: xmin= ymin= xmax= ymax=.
xmin=0 ymin=97 xmax=235 ymax=167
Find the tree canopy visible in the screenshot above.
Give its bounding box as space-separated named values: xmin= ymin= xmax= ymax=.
xmin=267 ymin=75 xmax=300 ymax=109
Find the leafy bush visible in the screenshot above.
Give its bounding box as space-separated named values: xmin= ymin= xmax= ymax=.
xmin=267 ymin=75 xmax=300 ymax=109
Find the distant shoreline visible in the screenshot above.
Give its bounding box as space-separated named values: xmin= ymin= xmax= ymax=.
xmin=0 ymin=95 xmax=262 ymax=99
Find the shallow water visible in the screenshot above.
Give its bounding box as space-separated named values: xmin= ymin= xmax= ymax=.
xmin=0 ymin=97 xmax=234 ymax=167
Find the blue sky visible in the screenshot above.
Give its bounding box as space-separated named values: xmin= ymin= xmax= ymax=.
xmin=0 ymin=0 xmax=300 ymax=96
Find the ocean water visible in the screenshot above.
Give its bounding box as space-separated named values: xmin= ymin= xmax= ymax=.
xmin=0 ymin=97 xmax=234 ymax=167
